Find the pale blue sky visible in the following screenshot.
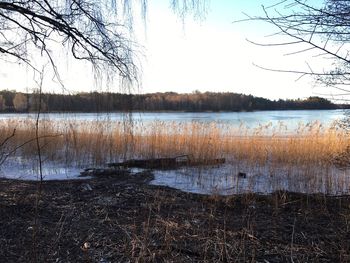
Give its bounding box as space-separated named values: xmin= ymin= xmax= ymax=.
xmin=139 ymin=0 xmax=321 ymax=100
xmin=0 ymin=0 xmax=332 ymax=100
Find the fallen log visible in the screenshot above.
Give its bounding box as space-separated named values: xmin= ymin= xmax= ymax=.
xmin=80 ymin=168 xmax=125 ymax=177
xmin=183 ymin=158 xmax=226 ymax=167
xmin=80 ymin=156 xmax=225 ymax=177
xmin=108 ymin=157 xmax=178 ymax=169
xmin=107 ymin=156 xmax=225 ymax=169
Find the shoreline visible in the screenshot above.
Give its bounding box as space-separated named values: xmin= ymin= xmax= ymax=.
xmin=1 ymin=173 xmax=349 ymax=262
xmin=0 ymin=108 xmax=347 ymax=114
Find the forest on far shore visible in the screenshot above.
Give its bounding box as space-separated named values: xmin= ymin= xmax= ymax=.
xmin=0 ymin=90 xmax=347 ymax=113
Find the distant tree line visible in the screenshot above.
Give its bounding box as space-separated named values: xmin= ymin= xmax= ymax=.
xmin=0 ymin=90 xmax=345 ymax=113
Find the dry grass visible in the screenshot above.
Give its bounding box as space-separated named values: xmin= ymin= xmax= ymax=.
xmin=1 ymin=119 xmax=349 ymax=262
xmin=0 ymin=118 xmax=347 ymax=168
xmin=1 ymin=177 xmax=349 ymax=262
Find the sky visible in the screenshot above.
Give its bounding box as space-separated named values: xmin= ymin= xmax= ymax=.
xmin=0 ymin=0 xmax=332 ymax=100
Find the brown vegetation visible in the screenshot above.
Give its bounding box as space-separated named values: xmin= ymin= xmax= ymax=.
xmin=1 ymin=118 xmax=350 ymax=262
xmin=0 ymin=175 xmax=349 ymax=262
xmin=0 ymin=118 xmax=347 ymax=167
xmin=0 ymin=118 xmax=349 ymax=194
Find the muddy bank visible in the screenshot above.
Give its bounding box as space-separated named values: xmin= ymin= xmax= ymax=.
xmin=0 ymin=171 xmax=349 ymax=262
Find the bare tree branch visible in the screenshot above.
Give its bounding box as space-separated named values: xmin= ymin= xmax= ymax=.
xmin=0 ymin=0 xmax=206 ymax=89
xmin=241 ymin=0 xmax=350 ymax=93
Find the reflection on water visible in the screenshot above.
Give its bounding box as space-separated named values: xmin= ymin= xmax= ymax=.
xmin=1 ymin=157 xmax=349 ymax=195
xmin=0 ymin=157 xmax=85 ymax=181
xmin=150 ymin=163 xmax=350 ymax=196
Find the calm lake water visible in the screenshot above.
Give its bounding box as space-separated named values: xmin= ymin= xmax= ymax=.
xmin=1 ymin=109 xmax=350 ymax=195
xmin=0 ymin=109 xmax=347 ymax=130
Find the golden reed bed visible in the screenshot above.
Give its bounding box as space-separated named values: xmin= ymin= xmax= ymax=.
xmin=0 ymin=118 xmax=347 ymax=168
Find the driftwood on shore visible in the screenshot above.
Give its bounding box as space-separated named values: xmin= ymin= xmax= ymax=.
xmin=80 ymin=155 xmax=225 ymax=177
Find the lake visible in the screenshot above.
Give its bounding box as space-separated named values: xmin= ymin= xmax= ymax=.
xmin=0 ymin=109 xmax=347 ymax=130
xmin=1 ymin=109 xmax=350 ymax=195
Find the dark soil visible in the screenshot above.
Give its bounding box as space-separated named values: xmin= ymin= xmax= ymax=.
xmin=0 ymin=171 xmax=349 ymax=262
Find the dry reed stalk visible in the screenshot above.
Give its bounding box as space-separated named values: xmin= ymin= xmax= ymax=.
xmin=0 ymin=119 xmax=348 ymax=171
